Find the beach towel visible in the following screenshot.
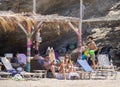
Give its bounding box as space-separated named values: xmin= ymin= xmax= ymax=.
xmin=48 ymin=47 xmax=56 ymax=62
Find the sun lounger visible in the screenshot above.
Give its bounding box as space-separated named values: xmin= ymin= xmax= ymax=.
xmin=97 ymin=54 xmax=111 ymax=67
xmin=97 ymin=54 xmax=117 ymax=79
xmin=1 ymin=57 xmax=15 ymax=71
xmin=56 ymin=72 xmax=79 ymax=80
xmin=20 ymin=71 xmax=36 ymax=80
xmin=0 ymin=57 xmax=39 ymax=80
xmin=77 ymin=59 xmax=94 ymax=72
xmin=0 ymin=57 xmax=12 ymax=79
xmin=0 ymin=71 xmax=11 ymax=80
xmin=77 ymin=59 xmax=95 ymax=79
xmin=33 ymin=70 xmax=47 ymax=78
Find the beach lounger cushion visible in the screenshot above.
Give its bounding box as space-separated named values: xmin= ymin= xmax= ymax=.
xmin=77 ymin=59 xmax=94 ymax=72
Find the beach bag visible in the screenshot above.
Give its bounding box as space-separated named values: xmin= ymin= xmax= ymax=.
xmin=12 ymin=74 xmax=23 ymax=81
xmin=81 ymin=54 xmax=87 ymax=60
xmin=8 ymin=69 xmax=18 ymax=76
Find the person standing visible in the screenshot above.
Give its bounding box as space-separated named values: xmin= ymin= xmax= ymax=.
xmin=86 ymin=36 xmax=98 ymax=70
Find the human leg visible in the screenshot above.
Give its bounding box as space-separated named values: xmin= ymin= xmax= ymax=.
xmin=91 ymin=54 xmax=96 ymax=70
xmin=59 ymin=63 xmax=66 ymax=80
xmin=49 ymin=65 xmax=56 ymax=78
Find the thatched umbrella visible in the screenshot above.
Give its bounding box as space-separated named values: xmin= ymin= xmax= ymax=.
xmin=0 ymin=12 xmax=80 ymax=72
xmin=0 ymin=12 xmax=38 ymax=72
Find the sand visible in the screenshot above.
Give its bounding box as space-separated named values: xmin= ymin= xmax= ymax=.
xmin=0 ymin=72 xmax=120 ymax=87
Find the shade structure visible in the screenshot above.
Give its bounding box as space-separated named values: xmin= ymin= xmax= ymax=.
xmin=0 ymin=11 xmax=118 ymax=72
xmin=0 ymin=11 xmax=80 ymax=72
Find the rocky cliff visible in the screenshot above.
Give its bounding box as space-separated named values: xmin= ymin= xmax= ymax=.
xmin=0 ymin=0 xmax=120 ymax=61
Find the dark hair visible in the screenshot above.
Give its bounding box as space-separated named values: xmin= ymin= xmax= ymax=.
xmin=87 ymin=36 xmax=93 ymax=40
xmin=43 ymin=54 xmax=49 ymax=57
xmin=45 ymin=56 xmax=49 ymax=59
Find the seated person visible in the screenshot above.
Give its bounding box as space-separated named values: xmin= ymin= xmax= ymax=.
xmin=43 ymin=56 xmax=56 ymax=78
xmin=32 ymin=51 xmax=58 ymax=72
xmin=16 ymin=53 xmax=27 ymax=68
xmin=32 ymin=52 xmax=45 ymax=70
xmin=33 ymin=51 xmax=44 ymax=60
xmin=59 ymin=60 xmax=66 ymax=80
xmin=59 ymin=54 xmax=76 ymax=80
xmin=11 ymin=53 xmax=27 ymax=71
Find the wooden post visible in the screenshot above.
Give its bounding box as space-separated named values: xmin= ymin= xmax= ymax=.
xmin=26 ymin=25 xmax=32 ymax=72
xmin=17 ymin=22 xmax=31 ymax=72
xmin=68 ymin=0 xmax=83 ymax=59
xmin=31 ymin=19 xmax=44 ymax=36
xmin=26 ymin=36 xmax=31 ymax=72
xmin=78 ymin=0 xmax=83 ymax=58
xmin=33 ymin=0 xmax=36 ymax=14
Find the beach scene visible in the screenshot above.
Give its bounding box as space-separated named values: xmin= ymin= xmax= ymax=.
xmin=0 ymin=0 xmax=120 ymax=87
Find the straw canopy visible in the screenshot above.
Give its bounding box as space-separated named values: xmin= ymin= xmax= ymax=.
xmin=0 ymin=11 xmax=119 ymax=32
xmin=0 ymin=11 xmax=80 ymax=33
xmin=0 ymin=11 xmax=37 ymax=32
xmin=31 ymin=14 xmax=79 ymax=23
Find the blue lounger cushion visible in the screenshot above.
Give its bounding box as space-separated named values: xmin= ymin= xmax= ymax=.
xmin=77 ymin=59 xmax=94 ymax=72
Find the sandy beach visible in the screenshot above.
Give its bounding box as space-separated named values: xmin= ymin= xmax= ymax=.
xmin=0 ymin=72 xmax=120 ymax=87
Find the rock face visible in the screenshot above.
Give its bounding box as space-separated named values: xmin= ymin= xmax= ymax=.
xmin=0 ymin=0 xmax=120 ymax=60
xmin=0 ymin=0 xmax=118 ymax=17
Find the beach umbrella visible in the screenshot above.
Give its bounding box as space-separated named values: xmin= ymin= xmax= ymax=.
xmin=0 ymin=12 xmax=80 ymax=72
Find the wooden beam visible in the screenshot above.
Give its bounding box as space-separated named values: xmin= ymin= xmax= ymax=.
xmin=31 ymin=19 xmax=44 ymax=36
xmin=33 ymin=0 xmax=37 ymax=14
xmin=68 ymin=22 xmax=81 ymax=37
xmin=78 ymin=0 xmax=83 ymax=58
xmin=17 ymin=22 xmax=28 ymax=35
